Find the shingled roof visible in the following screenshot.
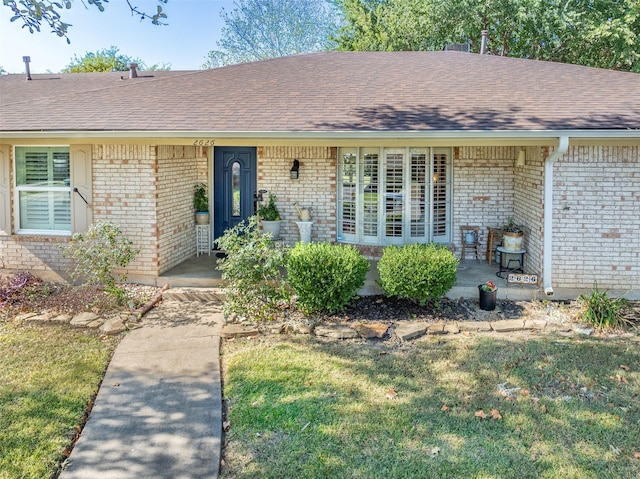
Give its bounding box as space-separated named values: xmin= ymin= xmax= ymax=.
xmin=1 ymin=51 xmax=639 ymax=134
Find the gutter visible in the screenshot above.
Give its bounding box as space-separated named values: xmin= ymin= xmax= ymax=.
xmin=0 ymin=129 xmax=639 ymax=141
xmin=543 ymin=136 xmax=570 ymax=296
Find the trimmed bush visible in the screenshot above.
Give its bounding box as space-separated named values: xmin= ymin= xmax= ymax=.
xmin=286 ymin=242 xmax=369 ymax=314
xmin=377 ymin=243 xmax=458 ymax=305
xmin=578 ymin=282 xmax=631 ymax=330
xmin=215 ymin=216 xmax=289 ymax=321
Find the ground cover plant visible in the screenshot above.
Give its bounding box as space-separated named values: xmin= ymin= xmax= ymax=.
xmin=220 ymin=333 xmax=640 ymax=479
xmin=0 ymin=321 xmax=119 ymax=479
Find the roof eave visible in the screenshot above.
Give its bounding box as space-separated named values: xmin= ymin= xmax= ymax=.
xmin=1 ymin=129 xmax=639 ymax=144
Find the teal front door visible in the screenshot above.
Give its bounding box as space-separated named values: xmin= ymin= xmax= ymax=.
xmin=213 ymin=147 xmax=257 ymax=239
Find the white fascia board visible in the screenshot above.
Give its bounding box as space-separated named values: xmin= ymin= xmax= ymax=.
xmin=1 ymin=129 xmax=639 ymax=141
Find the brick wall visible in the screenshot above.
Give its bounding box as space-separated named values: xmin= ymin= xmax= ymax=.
xmin=553 ymin=146 xmax=640 ymax=290
xmin=91 ymin=145 xmax=159 ymax=280
xmin=156 ymin=146 xmax=208 ymax=273
xmin=257 ymin=146 xmax=336 ymax=244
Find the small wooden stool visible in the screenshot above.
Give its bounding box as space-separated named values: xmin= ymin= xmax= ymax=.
xmin=460 ymin=225 xmax=480 ymax=261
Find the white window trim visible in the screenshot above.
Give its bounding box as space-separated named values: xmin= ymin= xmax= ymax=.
xmin=337 ymin=146 xmax=452 ymax=246
xmin=13 ymin=145 xmax=73 ymax=236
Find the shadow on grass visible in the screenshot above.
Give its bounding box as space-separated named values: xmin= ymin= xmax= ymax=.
xmin=221 ymin=333 xmax=640 ymax=478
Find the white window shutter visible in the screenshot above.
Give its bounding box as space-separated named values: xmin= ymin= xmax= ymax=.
xmin=0 ymin=145 xmax=10 ymax=235
xmin=70 ymin=145 xmax=92 ymax=233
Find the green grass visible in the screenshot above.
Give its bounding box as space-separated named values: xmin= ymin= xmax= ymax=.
xmin=0 ymin=321 xmax=119 ymax=479
xmin=221 ymin=333 xmax=640 ymax=479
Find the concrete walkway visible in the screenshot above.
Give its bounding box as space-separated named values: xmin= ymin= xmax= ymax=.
xmin=60 ymin=297 xmax=224 ymax=479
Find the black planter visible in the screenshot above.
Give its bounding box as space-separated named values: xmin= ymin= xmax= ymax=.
xmin=478 ymin=286 xmax=497 ymax=311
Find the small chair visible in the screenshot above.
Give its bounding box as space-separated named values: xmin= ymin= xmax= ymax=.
xmin=486 ymin=227 xmax=503 ymax=266
xmin=460 ymin=225 xmax=481 ymax=261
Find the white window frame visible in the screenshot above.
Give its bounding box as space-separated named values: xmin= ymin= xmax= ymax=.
xmin=14 ymin=145 xmax=72 ymax=235
xmin=337 ymin=147 xmax=452 ymax=246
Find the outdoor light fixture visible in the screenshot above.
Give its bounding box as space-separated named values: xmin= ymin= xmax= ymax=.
xmin=516 ymin=149 xmax=526 ymax=167
xmin=290 ymin=159 xmax=300 ymax=179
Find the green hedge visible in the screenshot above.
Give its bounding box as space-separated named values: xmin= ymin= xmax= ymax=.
xmin=286 ymin=242 xmax=369 ymax=313
xmin=377 ymin=243 xmax=458 ymax=305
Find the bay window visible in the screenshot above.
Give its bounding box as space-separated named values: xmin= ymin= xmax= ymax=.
xmin=337 ymin=147 xmax=452 ymax=245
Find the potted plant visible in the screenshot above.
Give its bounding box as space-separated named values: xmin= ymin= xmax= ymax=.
xmin=478 ymin=280 xmax=497 ymax=311
xmin=194 ymin=183 xmax=209 ymax=225
xmin=257 ymin=193 xmax=282 ymax=239
xmin=502 ymin=217 xmax=524 ymax=251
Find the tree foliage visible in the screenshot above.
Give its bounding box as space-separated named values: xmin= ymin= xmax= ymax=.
xmin=334 ymin=0 xmax=640 ymax=72
xmin=4 ymin=0 xmax=168 ymax=43
xmin=61 ymin=46 xmax=169 ymax=72
xmin=203 ymin=0 xmax=340 ymax=68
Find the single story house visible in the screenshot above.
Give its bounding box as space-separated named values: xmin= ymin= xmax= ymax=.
xmin=1 ymin=51 xmax=639 ymax=299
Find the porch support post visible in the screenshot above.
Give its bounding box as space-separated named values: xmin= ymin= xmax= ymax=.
xmin=543 ymin=136 xmax=569 ymax=296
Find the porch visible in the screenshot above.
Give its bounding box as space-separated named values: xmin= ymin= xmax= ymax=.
xmin=158 ymin=254 xmax=539 ymax=301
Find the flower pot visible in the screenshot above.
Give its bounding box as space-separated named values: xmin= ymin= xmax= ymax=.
xmin=261 ymin=220 xmax=282 ymax=240
xmin=478 ymin=285 xmax=497 ymax=311
xmin=502 ymin=231 xmax=523 ymax=251
xmin=195 ymin=212 xmax=210 ymax=225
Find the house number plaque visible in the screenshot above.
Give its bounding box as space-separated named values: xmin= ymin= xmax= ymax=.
xmin=507 ymin=274 xmax=538 ymax=284
xmin=193 ymin=139 xmax=215 ymax=146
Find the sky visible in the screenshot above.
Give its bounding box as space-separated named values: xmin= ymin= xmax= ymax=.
xmin=0 ymin=0 xmax=235 ymax=74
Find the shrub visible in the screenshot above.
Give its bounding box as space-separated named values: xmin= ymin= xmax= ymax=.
xmin=215 ymin=216 xmax=288 ymax=321
xmin=286 ymin=242 xmax=369 ymax=314
xmin=578 ymin=282 xmax=631 ymax=330
xmin=62 ymin=221 xmax=139 ymax=304
xmin=377 ymin=243 xmax=458 ymax=305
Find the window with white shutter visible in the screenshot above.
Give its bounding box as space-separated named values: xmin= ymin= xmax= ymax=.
xmin=15 ymin=147 xmax=71 ymax=233
xmin=337 ymin=147 xmax=452 ymax=246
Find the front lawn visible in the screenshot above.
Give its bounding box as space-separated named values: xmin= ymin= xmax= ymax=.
xmin=0 ymin=321 xmax=119 ymax=479
xmin=221 ymin=332 xmax=640 ymax=479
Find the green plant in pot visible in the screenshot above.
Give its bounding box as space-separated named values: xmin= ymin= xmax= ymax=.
xmin=502 ymin=216 xmax=524 ymax=251
xmin=257 ymin=193 xmax=282 ymax=239
xmin=194 ymin=183 xmax=209 ymax=225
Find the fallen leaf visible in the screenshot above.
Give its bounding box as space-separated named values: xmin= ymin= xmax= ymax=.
xmin=223 ymin=420 xmax=231 ymax=432
xmin=620 ymin=365 xmax=630 ymax=371
xmin=491 ymin=409 xmax=502 ymax=420
xmin=385 ymin=388 xmax=398 ymax=400
xmin=475 ymin=409 xmax=487 ymax=419
xmin=441 ymin=404 xmax=450 ymax=412
xmin=617 ymin=374 xmax=629 ymax=384
xmin=532 ymin=397 xmax=540 ymax=404
xmin=633 ymin=451 xmax=640 ymax=459
xmin=541 ymin=404 xmax=547 ymax=414
xmin=520 ymin=389 xmax=530 ymax=397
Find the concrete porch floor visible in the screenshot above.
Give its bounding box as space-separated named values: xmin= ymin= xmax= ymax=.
xmin=158 ymin=252 xmax=540 ymax=301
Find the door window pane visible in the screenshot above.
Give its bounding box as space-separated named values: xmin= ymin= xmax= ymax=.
xmin=361 ymin=151 xmax=379 ymax=237
xmin=232 ymin=161 xmax=241 ymax=217
xmin=384 ymin=151 xmax=403 ymax=238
